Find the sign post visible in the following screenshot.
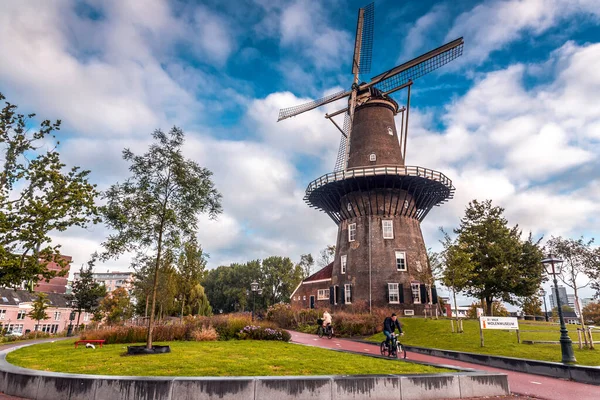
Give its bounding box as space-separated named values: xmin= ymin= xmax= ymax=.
xmin=479 ymin=316 xmax=519 ymax=347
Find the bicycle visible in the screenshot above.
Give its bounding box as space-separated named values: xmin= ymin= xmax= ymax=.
xmin=316 ymin=319 xmax=333 ymax=339
xmin=380 ymin=332 xmax=406 ymax=359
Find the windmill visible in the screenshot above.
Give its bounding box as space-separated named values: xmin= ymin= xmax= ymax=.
xmin=278 ymin=3 xmax=463 ymax=172
xmin=280 ymin=3 xmax=464 ymax=314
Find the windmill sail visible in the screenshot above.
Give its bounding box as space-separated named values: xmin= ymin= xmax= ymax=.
xmin=277 ymin=89 xmax=350 ymax=122
xmin=352 ymin=2 xmax=374 ymax=75
xmin=333 ymin=113 xmax=351 ymax=172
xmin=369 ymin=37 xmax=464 ymax=94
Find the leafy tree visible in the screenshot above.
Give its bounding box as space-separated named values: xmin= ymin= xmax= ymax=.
xmin=467 ymin=300 xmax=509 ymax=318
xmin=203 ymin=261 xmax=261 ymax=313
xmin=190 ymin=283 xmax=212 ymax=316
xmin=101 ymin=128 xmax=221 ymax=348
xmin=68 ymin=256 xmax=107 ymax=327
xmin=317 ymin=245 xmax=336 ymax=268
xmin=521 ymin=296 xmax=543 ymax=316
xmin=176 ymin=239 xmax=209 ymax=318
xmin=582 ymin=302 xmax=600 ymax=325
xmin=297 ymin=253 xmax=315 ymax=279
xmin=99 ymin=287 xmax=133 ymax=325
xmin=261 ymin=256 xmax=304 ymax=307
xmin=546 ymin=236 xmax=597 ymax=346
xmin=452 ymin=200 xmax=544 ymax=315
xmin=440 ymin=231 xmax=475 ymax=330
xmin=0 ymin=92 xmax=100 ymax=289
xmin=131 ymin=251 xmax=179 ymax=319
xmin=28 ymin=293 xmax=50 ymax=338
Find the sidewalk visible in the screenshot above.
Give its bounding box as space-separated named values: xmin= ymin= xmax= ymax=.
xmin=290 ymin=331 xmax=599 ymax=400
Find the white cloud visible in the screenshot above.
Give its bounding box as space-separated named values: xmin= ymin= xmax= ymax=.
xmin=410 ymin=41 xmax=600 ymax=245
xmin=446 ymin=0 xmax=600 ymax=66
xmin=399 ymin=4 xmax=448 ymax=61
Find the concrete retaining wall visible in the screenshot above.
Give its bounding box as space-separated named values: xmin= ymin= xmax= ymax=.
xmin=0 ymin=345 xmax=509 ymax=400
xmin=405 ymin=345 xmax=600 ymax=386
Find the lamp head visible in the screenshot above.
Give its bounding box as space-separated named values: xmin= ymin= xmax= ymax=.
xmin=251 ymin=281 xmax=259 ymax=292
xmin=541 ymin=254 xmax=563 ymax=275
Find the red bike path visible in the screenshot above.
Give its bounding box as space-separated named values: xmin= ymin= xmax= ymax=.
xmin=290 ymin=331 xmax=600 ymax=400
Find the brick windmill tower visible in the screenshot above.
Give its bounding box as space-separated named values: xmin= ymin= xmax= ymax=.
xmin=282 ymin=3 xmax=463 ymax=315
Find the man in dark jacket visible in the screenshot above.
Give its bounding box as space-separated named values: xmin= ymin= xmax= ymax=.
xmin=383 ymin=313 xmax=403 ymax=347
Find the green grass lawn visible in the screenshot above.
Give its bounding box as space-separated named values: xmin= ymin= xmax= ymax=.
xmin=367 ymin=318 xmax=600 ymax=366
xmin=6 ymin=340 xmax=452 ymax=376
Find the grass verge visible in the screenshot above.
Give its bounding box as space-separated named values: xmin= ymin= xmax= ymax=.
xmin=6 ymin=339 xmax=453 ymax=376
xmin=366 ymin=318 xmax=599 ymax=365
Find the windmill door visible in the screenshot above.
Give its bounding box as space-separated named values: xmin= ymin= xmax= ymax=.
xmin=310 ymin=295 xmax=315 ymax=309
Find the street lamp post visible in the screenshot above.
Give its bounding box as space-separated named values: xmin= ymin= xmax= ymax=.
xmin=541 ymin=255 xmax=576 ymax=364
xmin=250 ymin=281 xmax=262 ymax=322
xmin=540 ymin=289 xmax=549 ymax=322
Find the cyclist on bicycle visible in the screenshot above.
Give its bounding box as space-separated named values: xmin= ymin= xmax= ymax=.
xmin=383 ymin=313 xmax=403 ymax=348
xmin=322 ymin=310 xmax=332 ymax=333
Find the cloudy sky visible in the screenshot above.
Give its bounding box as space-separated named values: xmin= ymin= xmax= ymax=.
xmin=1 ymin=0 xmax=599 ymax=303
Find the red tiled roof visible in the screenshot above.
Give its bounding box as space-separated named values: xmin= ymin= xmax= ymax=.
xmin=304 ymin=262 xmax=333 ymax=282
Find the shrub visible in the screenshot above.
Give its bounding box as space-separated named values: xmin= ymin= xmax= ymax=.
xmin=191 ymin=325 xmax=218 ymax=341
xmin=238 ymin=325 xmax=291 ymax=342
xmin=266 ymin=304 xmax=320 ymax=329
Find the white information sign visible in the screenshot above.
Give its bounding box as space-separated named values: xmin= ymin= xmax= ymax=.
xmin=479 ymin=316 xmax=519 ymax=330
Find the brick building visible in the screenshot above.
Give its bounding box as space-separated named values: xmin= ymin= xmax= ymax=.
xmin=34 ymin=255 xmax=72 ymax=294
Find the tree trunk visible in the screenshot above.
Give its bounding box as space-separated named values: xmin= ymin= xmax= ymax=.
xmin=573 ymin=285 xmax=589 ymax=347
xmin=146 ymin=228 xmax=164 ymax=349
xmin=485 ymin=296 xmax=493 ymax=316
xmin=453 ymin=289 xmax=461 ymax=333
xmin=76 ymin=309 xmax=82 ymax=330
xmin=180 ymin=297 xmax=185 ymax=324
xmin=145 ymin=294 xmax=149 ymax=318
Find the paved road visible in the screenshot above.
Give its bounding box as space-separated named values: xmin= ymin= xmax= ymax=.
xmin=290 ymin=331 xmax=599 ymax=400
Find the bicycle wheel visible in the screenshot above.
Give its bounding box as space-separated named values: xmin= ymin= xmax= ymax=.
xmin=380 ymin=341 xmax=388 ymax=356
xmin=327 ymin=328 xmax=333 ymax=339
xmin=399 ymin=343 xmax=407 ymax=359
xmin=317 ymin=326 xmax=324 ymax=338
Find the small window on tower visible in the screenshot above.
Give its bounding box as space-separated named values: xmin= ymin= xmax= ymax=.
xmin=369 ymin=153 xmax=376 ymax=162
xmin=387 ymin=127 xmax=393 ymax=136
xmin=341 ymin=255 xmax=347 ymax=274
xmin=348 ymin=223 xmax=356 ymax=242
xmin=347 ymin=202 xmax=352 ymax=212
xmin=382 ymin=220 xmax=394 ymax=239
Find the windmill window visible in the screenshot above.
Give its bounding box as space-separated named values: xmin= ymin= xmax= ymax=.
xmin=344 ymin=284 xmax=352 ymax=304
xmin=387 ymin=127 xmax=393 ymax=135
xmin=395 ymin=251 xmax=407 ymax=271
xmin=348 ymin=223 xmax=356 ymax=242
xmin=388 ymin=283 xmax=399 ymax=304
xmin=369 ymin=153 xmax=376 ymax=162
xmin=411 ymin=283 xmax=421 ymax=304
xmin=382 ymin=220 xmax=394 ymax=239
xmin=341 ymin=255 xmax=347 ymax=274
xmin=347 ymin=202 xmax=352 ymax=212
xmin=404 ymin=200 xmax=409 ymax=209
